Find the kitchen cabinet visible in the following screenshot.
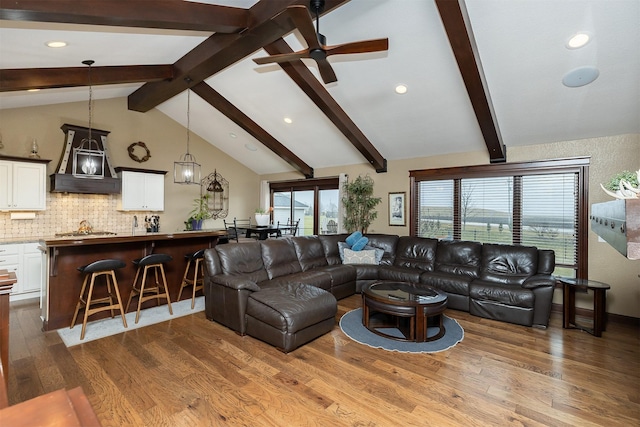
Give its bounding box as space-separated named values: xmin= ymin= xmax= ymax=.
xmin=0 ymin=158 xmax=48 ymax=211
xmin=0 ymin=243 xmax=42 ymax=301
xmin=116 ymin=168 xmax=166 ymax=211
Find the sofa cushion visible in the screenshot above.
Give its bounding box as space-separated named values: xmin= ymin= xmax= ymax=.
xmin=378 ymin=266 xmax=422 ymax=283
xmin=365 ymin=234 xmax=399 ymax=265
xmin=480 ymin=244 xmax=538 ymax=286
xmin=261 ymin=239 xmax=302 ymax=280
xmin=291 ymin=236 xmax=329 ymax=270
xmin=343 ymin=248 xmax=377 ymax=264
xmin=215 ymin=242 xmax=269 ymax=283
xmin=315 ymin=265 xmax=357 ymax=287
xmin=394 ymin=236 xmax=437 ymax=271
xmin=319 ymin=234 xmax=350 ymax=265
xmin=435 ymin=240 xmax=482 ymax=278
xmin=420 ymin=271 xmax=472 ymax=296
xmin=261 ymin=270 xmax=333 ymax=292
xmin=470 ymin=280 xmax=534 ymax=308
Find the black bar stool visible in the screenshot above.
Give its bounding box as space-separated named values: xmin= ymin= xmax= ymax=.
xmin=71 ymin=259 xmax=128 ymax=340
xmin=127 ymin=253 xmax=174 ymax=324
xmin=177 ymin=249 xmax=205 ymax=309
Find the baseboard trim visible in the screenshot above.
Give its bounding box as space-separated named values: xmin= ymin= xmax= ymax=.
xmin=551 ymin=302 xmax=640 ymax=327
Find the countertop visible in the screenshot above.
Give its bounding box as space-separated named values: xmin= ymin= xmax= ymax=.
xmin=40 ymin=229 xmax=227 ymax=248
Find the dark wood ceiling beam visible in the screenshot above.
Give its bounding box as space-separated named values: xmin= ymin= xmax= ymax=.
xmin=127 ymin=0 xmax=350 ymax=113
xmin=435 ymin=0 xmax=506 ymax=163
xmin=0 ymin=65 xmax=174 ymax=92
xmin=264 ymin=38 xmax=387 ymax=173
xmin=191 ymin=82 xmax=314 ymax=179
xmin=0 ymin=1 xmax=249 ymax=33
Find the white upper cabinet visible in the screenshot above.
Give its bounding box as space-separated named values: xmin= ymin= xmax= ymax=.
xmin=0 ymin=159 xmax=47 ymax=211
xmin=117 ymin=168 xmax=166 ymax=211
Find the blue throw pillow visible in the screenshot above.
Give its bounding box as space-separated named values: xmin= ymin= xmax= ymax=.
xmin=351 ymin=236 xmax=369 ymax=251
xmin=345 ymin=231 xmax=362 ymax=247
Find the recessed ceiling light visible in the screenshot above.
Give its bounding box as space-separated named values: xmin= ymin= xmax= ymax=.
xmin=229 ymin=132 xmax=237 ymax=138
xmin=283 ymin=117 xmax=293 ymax=124
xmin=244 ymin=143 xmax=257 ymax=152
xmin=46 ymin=41 xmax=67 ymax=48
xmin=566 ymin=33 xmax=590 ymax=49
xmin=27 ymin=88 xmax=40 ymax=92
xmin=395 ymin=84 xmax=408 ymax=94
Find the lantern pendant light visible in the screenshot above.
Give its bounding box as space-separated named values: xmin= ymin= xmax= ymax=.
xmin=174 ymin=86 xmax=201 ymax=184
xmin=73 ymin=60 xmax=105 ymax=179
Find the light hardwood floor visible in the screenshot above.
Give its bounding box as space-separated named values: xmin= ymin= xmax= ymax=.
xmin=6 ymin=296 xmax=640 ymax=427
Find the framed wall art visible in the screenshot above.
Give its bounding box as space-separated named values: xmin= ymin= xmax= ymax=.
xmin=389 ymin=192 xmax=406 ymax=226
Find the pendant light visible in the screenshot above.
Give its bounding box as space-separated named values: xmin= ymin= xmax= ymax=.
xmin=73 ymin=60 xmax=105 ymax=179
xmin=174 ymin=84 xmax=201 ymax=184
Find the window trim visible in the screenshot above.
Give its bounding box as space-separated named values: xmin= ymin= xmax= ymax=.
xmin=269 ymin=177 xmax=339 ymax=235
xmin=409 ymin=157 xmax=590 ymax=278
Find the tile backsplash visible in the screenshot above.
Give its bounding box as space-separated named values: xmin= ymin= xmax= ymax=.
xmin=0 ymin=193 xmax=156 ymax=240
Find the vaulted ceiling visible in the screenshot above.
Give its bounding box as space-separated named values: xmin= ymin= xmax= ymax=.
xmin=1 ymin=0 xmax=638 ymax=177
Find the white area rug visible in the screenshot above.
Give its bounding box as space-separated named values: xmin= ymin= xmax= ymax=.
xmin=57 ymin=296 xmax=205 ymax=347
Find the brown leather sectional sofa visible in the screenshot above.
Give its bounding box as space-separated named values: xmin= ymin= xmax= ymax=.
xmin=203 ymin=234 xmax=556 ymax=351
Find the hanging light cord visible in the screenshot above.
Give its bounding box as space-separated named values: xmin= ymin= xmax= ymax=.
xmin=82 ymin=59 xmax=95 ymax=144
xmin=186 ymin=88 xmax=191 ymax=156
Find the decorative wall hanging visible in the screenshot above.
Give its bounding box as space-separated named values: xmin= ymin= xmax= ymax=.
xmin=201 ymin=170 xmax=229 ymax=219
xmin=72 ymin=60 xmax=105 ymax=179
xmin=174 ymin=86 xmax=201 ymax=184
xmin=128 ymin=141 xmax=151 ymax=163
xmin=389 ymin=192 xmax=406 ymax=226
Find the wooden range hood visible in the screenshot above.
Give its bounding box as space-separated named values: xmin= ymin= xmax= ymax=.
xmin=50 ymin=124 xmax=121 ymax=194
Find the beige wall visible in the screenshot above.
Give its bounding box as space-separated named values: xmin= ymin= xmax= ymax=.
xmin=1 ymin=98 xmax=637 ymax=317
xmin=263 ymin=135 xmax=640 ymax=318
xmin=0 ymin=97 xmax=261 ymax=237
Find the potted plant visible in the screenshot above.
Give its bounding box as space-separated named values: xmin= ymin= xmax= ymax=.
xmin=189 ymin=194 xmax=212 ymax=230
xmin=342 ymin=175 xmax=381 ymax=233
xmin=254 ymin=207 xmax=272 ymax=226
xmin=601 ymin=169 xmax=640 ymax=199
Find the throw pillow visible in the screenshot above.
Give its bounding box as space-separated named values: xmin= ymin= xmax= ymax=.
xmin=337 ymin=241 xmax=350 ymax=262
xmin=342 ymin=248 xmax=377 ymax=265
xmin=351 ymin=236 xmax=369 ymax=251
xmin=345 ymin=231 xmax=363 ymax=246
xmin=363 ymin=245 xmax=385 ymax=264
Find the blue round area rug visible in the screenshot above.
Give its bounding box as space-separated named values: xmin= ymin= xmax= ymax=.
xmin=339 ymin=308 xmax=464 ymax=353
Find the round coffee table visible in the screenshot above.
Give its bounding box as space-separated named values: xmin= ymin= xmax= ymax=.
xmin=362 ymin=281 xmax=448 ymax=342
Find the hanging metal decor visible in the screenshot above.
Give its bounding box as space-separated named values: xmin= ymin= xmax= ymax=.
xmin=201 ymin=170 xmax=229 ymax=219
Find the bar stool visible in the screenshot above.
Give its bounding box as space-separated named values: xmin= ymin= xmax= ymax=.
xmin=127 ymin=253 xmax=173 ymax=324
xmin=177 ymin=249 xmax=205 ymax=309
xmin=71 ymin=259 xmax=128 ymax=340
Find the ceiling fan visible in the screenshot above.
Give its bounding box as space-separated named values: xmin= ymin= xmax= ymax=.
xmin=253 ymin=0 xmax=389 ymax=84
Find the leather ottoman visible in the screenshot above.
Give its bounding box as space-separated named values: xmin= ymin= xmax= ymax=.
xmin=245 ymin=283 xmax=337 ymax=353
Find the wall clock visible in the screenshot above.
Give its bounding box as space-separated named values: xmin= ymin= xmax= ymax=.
xmin=127 ymin=141 xmax=151 ymax=163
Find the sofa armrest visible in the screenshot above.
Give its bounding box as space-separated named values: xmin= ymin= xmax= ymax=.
xmin=211 ymin=275 xmax=261 ymax=292
xmin=522 ymin=274 xmax=555 ymax=289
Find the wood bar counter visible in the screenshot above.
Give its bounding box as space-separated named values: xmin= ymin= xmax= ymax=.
xmin=40 ymin=230 xmax=226 ymax=331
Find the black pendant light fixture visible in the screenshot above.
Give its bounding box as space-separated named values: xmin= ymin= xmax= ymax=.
xmin=73 ymin=60 xmax=105 ymax=179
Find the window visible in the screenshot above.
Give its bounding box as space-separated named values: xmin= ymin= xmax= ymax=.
xmin=410 ymin=158 xmax=589 ymax=278
xmin=270 ymin=177 xmax=340 ymax=236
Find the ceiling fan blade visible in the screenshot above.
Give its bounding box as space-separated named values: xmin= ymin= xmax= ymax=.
xmin=286 ymin=5 xmax=322 ymax=50
xmin=325 ymin=38 xmax=389 ymax=56
xmin=253 ymin=50 xmax=310 ymax=65
xmin=316 ymin=59 xmax=337 ymax=84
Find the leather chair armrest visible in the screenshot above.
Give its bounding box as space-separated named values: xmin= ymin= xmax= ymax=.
xmin=211 ymin=275 xmax=261 ymax=292
xmin=522 ymin=274 xmax=555 ymax=289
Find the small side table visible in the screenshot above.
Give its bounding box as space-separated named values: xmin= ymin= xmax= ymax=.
xmin=558 ymin=277 xmax=611 ymax=337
